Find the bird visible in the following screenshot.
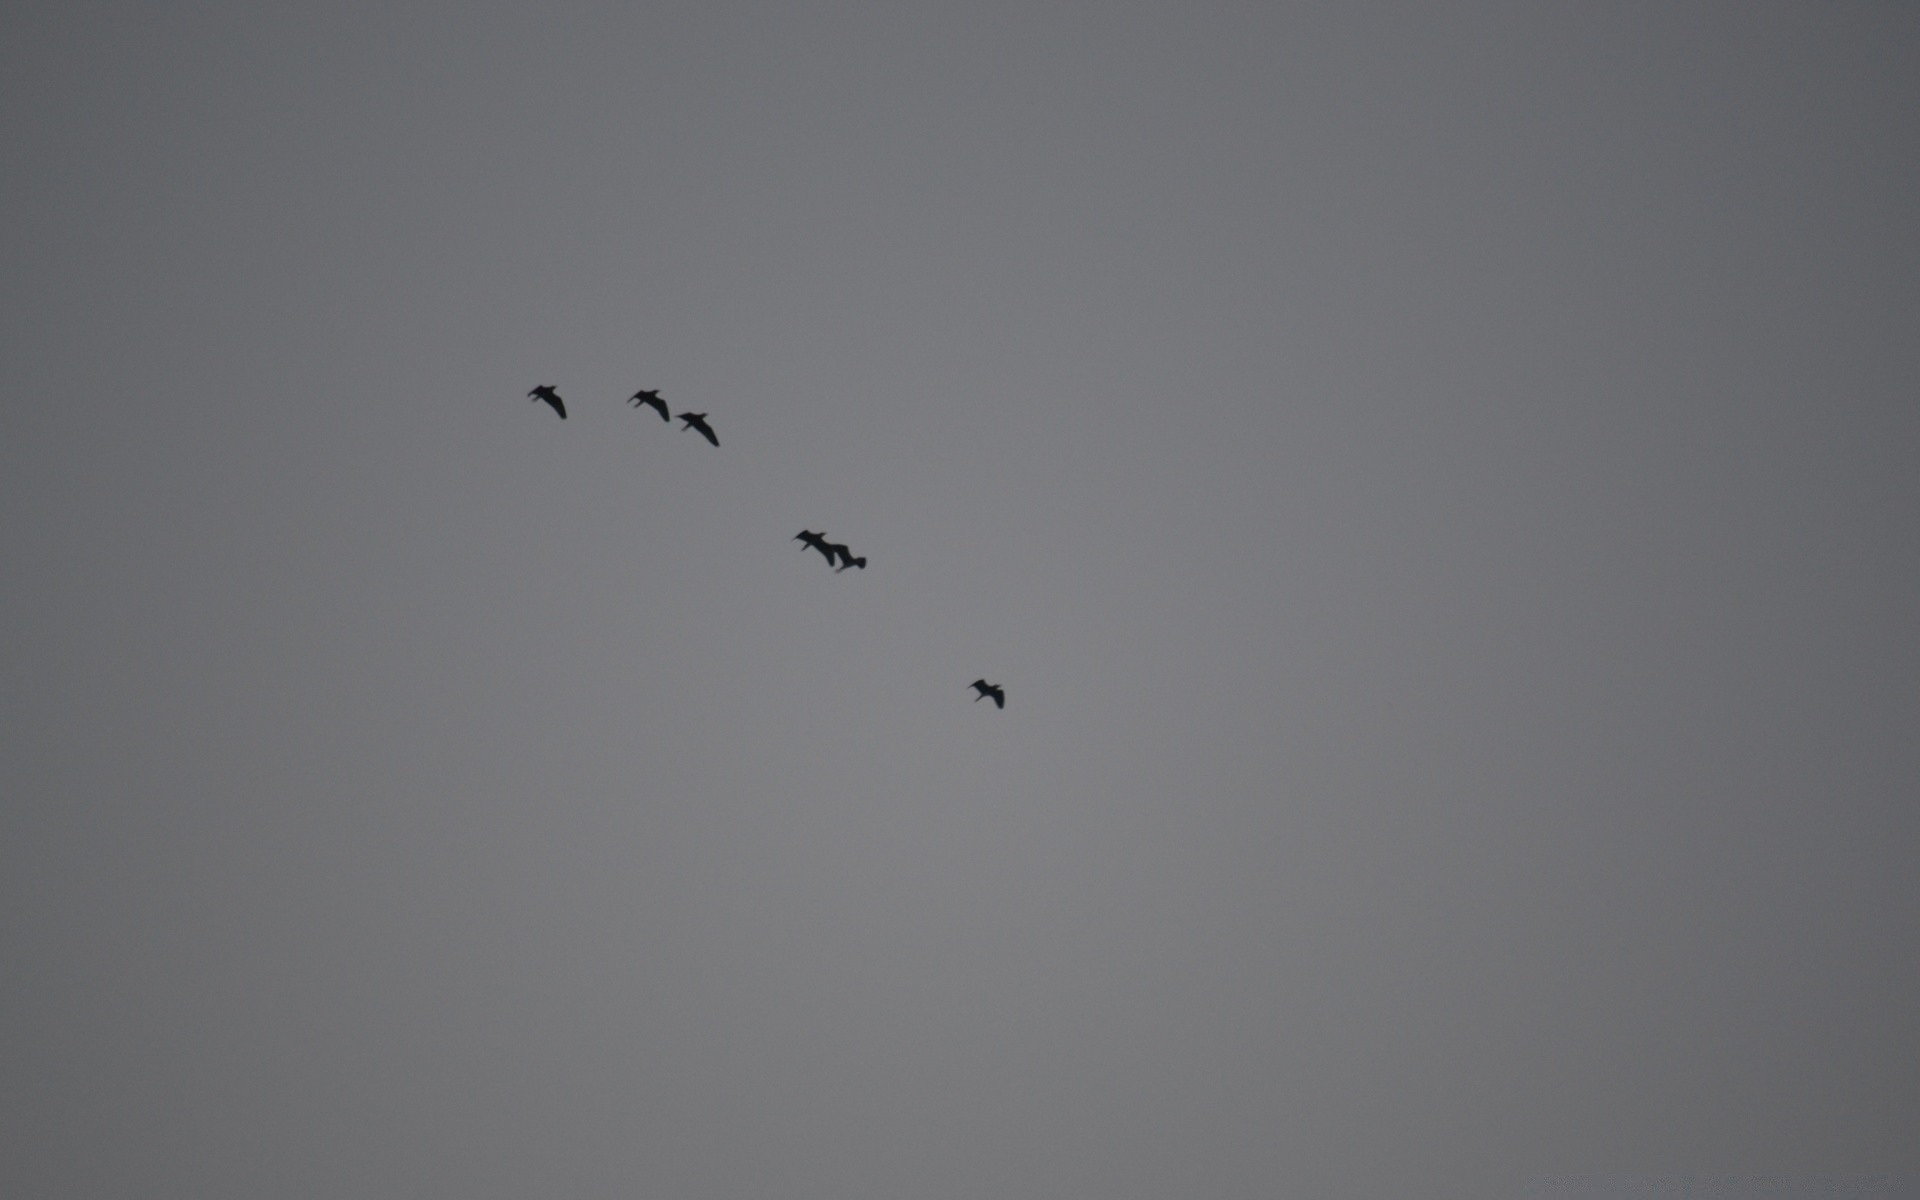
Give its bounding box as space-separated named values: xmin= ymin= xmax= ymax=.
xmin=970 ymin=680 xmax=1005 ymax=708
xmin=677 ymin=412 xmax=718 ymax=446
xmin=629 ymin=389 xmax=669 ymax=421
xmin=795 ymin=530 xmax=838 ymax=567
xmin=528 ymin=385 xmax=566 ymax=419
xmin=824 ymin=542 xmax=866 ymax=572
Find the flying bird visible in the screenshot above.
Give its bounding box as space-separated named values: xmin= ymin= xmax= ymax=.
xmin=795 ymin=530 xmax=839 ymax=566
xmin=527 ymin=385 xmax=566 ymax=419
xmin=629 ymin=389 xmax=669 ymax=421
xmin=824 ymin=542 xmax=866 ymax=572
xmin=677 ymin=412 xmax=718 ymax=446
xmin=970 ymin=680 xmax=1005 ymax=709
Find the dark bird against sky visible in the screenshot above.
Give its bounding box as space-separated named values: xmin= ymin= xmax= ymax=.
xmin=795 ymin=530 xmax=838 ymax=567
xmin=527 ymin=385 xmax=566 ymax=419
xmin=970 ymin=680 xmax=1005 ymax=708
xmin=677 ymin=412 xmax=718 ymax=446
xmin=825 ymin=541 xmax=866 ymax=572
xmin=629 ymin=389 xmax=669 ymax=421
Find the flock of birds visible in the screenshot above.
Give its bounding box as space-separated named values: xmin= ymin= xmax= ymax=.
xmin=525 ymin=384 xmax=1006 ymax=709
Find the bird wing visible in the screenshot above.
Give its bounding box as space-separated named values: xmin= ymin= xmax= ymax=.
xmin=992 ymin=689 xmax=1004 ymax=708
xmin=696 ymin=420 xmax=718 ymax=446
xmin=536 ymin=391 xmax=566 ymax=418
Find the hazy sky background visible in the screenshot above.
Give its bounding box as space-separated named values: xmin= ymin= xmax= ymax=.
xmin=5 ymin=3 xmax=1918 ymax=1195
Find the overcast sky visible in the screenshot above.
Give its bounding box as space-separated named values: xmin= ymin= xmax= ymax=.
xmin=4 ymin=3 xmax=1918 ymax=1196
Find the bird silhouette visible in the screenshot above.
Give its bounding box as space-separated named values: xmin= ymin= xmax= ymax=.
xmin=629 ymin=389 xmax=669 ymax=421
xmin=824 ymin=542 xmax=866 ymax=572
xmin=970 ymin=680 xmax=1005 ymax=708
xmin=527 ymin=385 xmax=566 ymax=419
xmin=795 ymin=529 xmax=839 ymax=566
xmin=677 ymin=412 xmax=718 ymax=446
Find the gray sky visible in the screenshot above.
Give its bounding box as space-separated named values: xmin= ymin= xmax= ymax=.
xmin=5 ymin=3 xmax=1918 ymax=1195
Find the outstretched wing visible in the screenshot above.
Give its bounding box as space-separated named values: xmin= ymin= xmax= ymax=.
xmin=991 ymin=688 xmax=1004 ymax=708
xmin=631 ymin=392 xmax=669 ymax=420
xmin=532 ymin=389 xmax=566 ymax=418
xmin=695 ymin=420 xmax=718 ymax=446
